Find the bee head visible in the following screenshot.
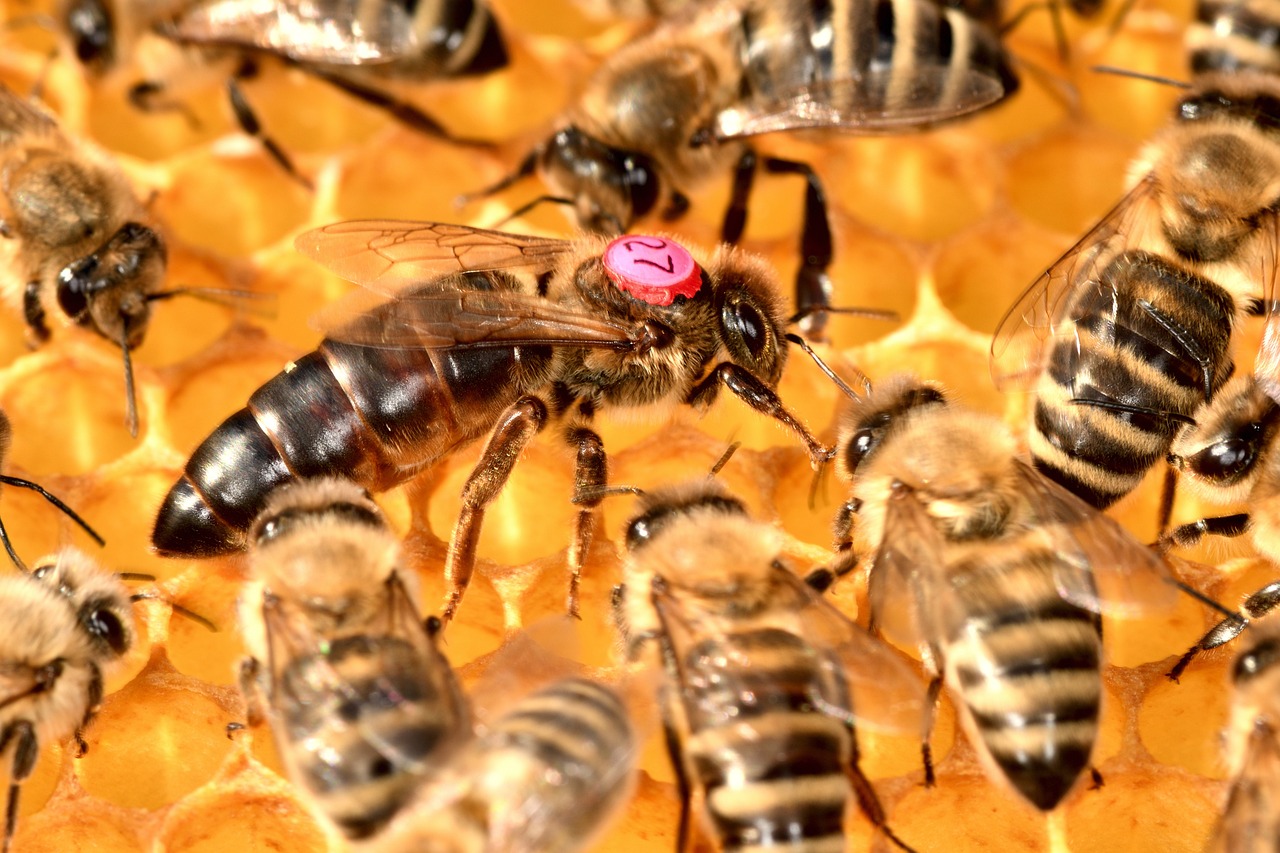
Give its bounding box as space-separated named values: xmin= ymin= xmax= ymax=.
xmin=1170 ymin=376 xmax=1280 ymax=494
xmin=32 ymin=550 xmax=134 ymax=659
xmin=539 ymin=126 xmax=659 ymax=234
xmin=837 ymin=376 xmax=948 ymax=479
xmin=56 ymin=222 xmax=166 ymax=348
xmin=705 ymin=247 xmax=789 ymax=386
xmin=60 ymin=0 xmax=114 ymax=71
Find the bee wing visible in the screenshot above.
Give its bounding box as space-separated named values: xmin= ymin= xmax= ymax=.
xmin=653 ymin=568 xmax=925 ymax=736
xmin=0 ymin=83 xmax=58 ymax=146
xmin=295 ymin=220 xmax=575 ymax=295
xmin=1011 ymin=460 xmax=1178 ymax=617
xmin=713 ymin=66 xmax=1009 ymax=140
xmin=989 ymin=176 xmax=1163 ymax=391
xmin=162 ymin=0 xmax=419 ymax=65
xmin=1211 ymin=727 xmax=1280 ymax=853
xmin=867 ymin=485 xmax=951 ymax=657
xmin=313 ymin=286 xmax=644 ymax=350
xmin=1250 ymin=213 xmax=1280 ymax=401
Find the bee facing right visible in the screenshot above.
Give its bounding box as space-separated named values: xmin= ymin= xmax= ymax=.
xmin=0 ymin=549 xmax=134 ymax=853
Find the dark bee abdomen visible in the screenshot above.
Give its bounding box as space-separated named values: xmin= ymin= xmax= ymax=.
xmin=401 ymin=0 xmax=508 ymax=77
xmin=152 ymin=336 xmax=548 ymax=557
xmin=945 ymin=545 xmax=1103 ymax=811
xmin=679 ymin=628 xmax=852 ymax=852
xmin=1188 ymin=0 xmax=1280 ymax=75
xmin=278 ymin=635 xmax=466 ymax=839
xmin=1029 ymin=250 xmax=1236 ymax=508
xmin=742 ymin=0 xmax=1018 ymax=119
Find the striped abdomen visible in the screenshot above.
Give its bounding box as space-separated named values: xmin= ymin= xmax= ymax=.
xmin=391 ymin=678 xmax=636 ymax=853
xmin=1029 ymin=250 xmax=1236 ymax=508
xmin=942 ymin=539 xmax=1103 ymax=810
xmin=678 ymin=627 xmax=853 ymax=852
xmin=1188 ymin=0 xmax=1280 ymax=75
xmin=399 ymin=0 xmax=509 ymax=76
xmin=741 ymin=0 xmax=1019 ymax=122
xmin=277 ymin=635 xmax=470 ymax=839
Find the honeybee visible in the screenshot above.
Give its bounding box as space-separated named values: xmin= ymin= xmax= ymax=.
xmin=990 ymin=70 xmax=1280 ymax=510
xmin=0 ymin=548 xmax=134 ymax=853
xmin=0 ymin=83 xmax=166 ymax=437
xmin=152 ymin=221 xmax=832 ymax=625
xmin=0 ymin=409 xmax=104 ymax=570
xmin=373 ymin=677 xmax=637 ymax=853
xmin=1187 ymin=0 xmax=1280 ymax=76
xmin=1210 ymin=617 xmax=1280 ymax=852
xmin=615 ymin=479 xmax=923 ymax=852
xmin=834 ymin=374 xmax=1174 ymax=810
xmin=52 ymin=0 xmax=507 ymax=181
xmin=469 ymin=0 xmax=1017 ymax=336
xmin=235 ymin=477 xmax=470 ymax=840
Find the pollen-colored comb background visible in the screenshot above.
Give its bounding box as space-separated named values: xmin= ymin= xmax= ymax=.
xmin=0 ymin=0 xmax=1256 ymax=849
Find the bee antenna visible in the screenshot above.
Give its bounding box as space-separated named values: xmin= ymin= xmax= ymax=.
xmin=129 ymin=591 xmax=219 ymax=632
xmin=1167 ymin=578 xmax=1247 ymax=626
xmin=146 ymin=286 xmax=276 ymax=319
xmin=784 ymin=333 xmax=870 ymax=400
xmin=1090 ymin=65 xmax=1192 ymax=89
xmin=0 ymin=475 xmax=106 ymax=551
xmin=488 ymin=195 xmax=577 ymax=229
xmin=0 ymin=513 xmax=27 ymax=572
xmin=454 ymin=149 xmax=539 ymax=209
xmin=708 ymin=442 xmax=741 ymax=478
xmin=789 ymin=305 xmax=899 ymax=325
xmin=119 ymin=317 xmax=139 ymax=438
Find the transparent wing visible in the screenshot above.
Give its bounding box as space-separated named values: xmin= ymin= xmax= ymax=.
xmin=989 ymin=176 xmax=1162 ymax=391
xmin=1249 ymin=212 xmax=1280 ymax=402
xmin=867 ymin=485 xmax=951 ymax=659
xmin=314 ymin=285 xmax=644 ymax=350
xmin=714 ymin=66 xmax=1009 ymax=140
xmin=654 ymin=565 xmax=925 ymax=737
xmin=261 ymin=574 xmax=468 ymax=777
xmin=163 ymin=0 xmax=419 ymax=65
xmin=0 ymin=83 xmax=58 ymax=146
xmin=295 ymin=220 xmax=574 ymax=296
xmin=1011 ymin=460 xmax=1177 ymax=617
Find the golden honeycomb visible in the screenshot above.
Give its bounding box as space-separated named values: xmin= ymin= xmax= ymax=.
xmin=0 ymin=0 xmax=1260 ymax=849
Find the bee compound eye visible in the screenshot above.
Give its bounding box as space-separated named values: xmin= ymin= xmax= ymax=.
xmin=87 ymin=607 xmax=128 ymax=655
xmin=1193 ymin=437 xmax=1257 ymax=481
xmin=724 ymin=299 xmax=769 ymax=360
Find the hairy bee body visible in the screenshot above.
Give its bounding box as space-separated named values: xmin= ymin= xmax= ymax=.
xmin=993 ymin=73 xmax=1280 ymax=509
xmin=837 ymin=375 xmax=1169 ymax=810
xmin=618 ymin=482 xmax=919 ymax=851
xmin=238 ymin=478 xmax=470 ymax=839
xmin=376 ymin=678 xmax=636 ymax=853
xmin=0 ymin=549 xmax=134 ymax=853
xmin=1187 ymin=0 xmax=1280 ymax=76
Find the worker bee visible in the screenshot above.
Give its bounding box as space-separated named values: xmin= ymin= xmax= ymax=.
xmin=990 ymin=70 xmax=1280 ymax=510
xmin=1209 ymin=616 xmax=1280 ymax=852
xmin=1187 ymin=0 xmax=1280 ymax=76
xmin=374 ymin=677 xmax=637 ymax=853
xmin=467 ymin=0 xmax=1017 ymax=336
xmin=0 ymin=548 xmax=134 ymax=853
xmin=614 ymin=479 xmax=923 ymax=852
xmin=152 ymin=221 xmax=832 ymax=625
xmin=52 ymin=0 xmax=507 ymax=182
xmin=834 ymin=374 xmax=1174 ymax=810
xmin=0 ymin=83 xmax=166 ymax=436
xmin=0 ymin=409 xmax=104 ymax=570
xmin=235 ymin=476 xmax=470 ymax=840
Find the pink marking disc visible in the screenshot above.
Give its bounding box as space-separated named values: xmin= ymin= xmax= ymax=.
xmin=603 ymin=235 xmax=702 ymax=306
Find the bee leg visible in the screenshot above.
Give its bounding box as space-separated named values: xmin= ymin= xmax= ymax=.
xmin=233 ymin=656 xmax=266 ymax=731
xmin=1167 ymin=581 xmax=1280 ymax=681
xmin=0 ymin=720 xmax=36 ymax=853
xmin=441 ymin=397 xmax=548 ymax=625
xmin=22 ymin=280 xmax=49 ymax=345
xmin=225 ymin=77 xmax=313 ymax=192
xmin=648 ymin=628 xmax=696 ymax=853
xmin=1089 ymin=767 xmax=1105 ymax=790
xmin=126 ymin=81 xmax=202 ymax=130
xmin=567 ymin=427 xmax=607 ymax=619
xmin=719 ymin=149 xmax=757 ymax=245
xmin=847 ymin=733 xmax=918 ymax=853
xmin=71 ymin=662 xmax=104 ymax=758
xmin=688 ymin=363 xmax=832 ymax=468
xmin=1156 ymin=467 xmax=1178 ymax=537
xmin=763 ymin=157 xmax=834 ymax=342
xmin=1157 ymin=512 xmax=1251 ymax=553
xmin=920 ymin=675 xmax=944 ymax=787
